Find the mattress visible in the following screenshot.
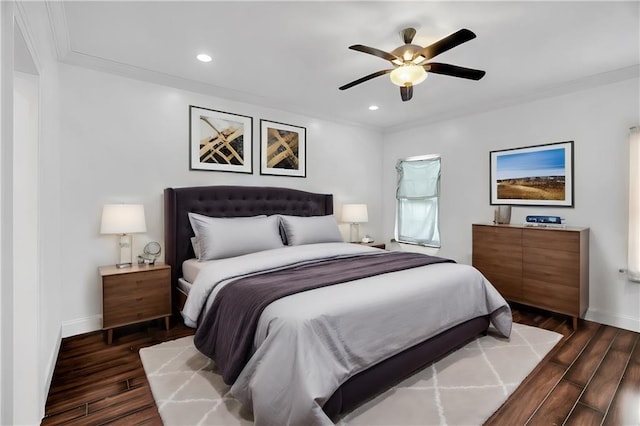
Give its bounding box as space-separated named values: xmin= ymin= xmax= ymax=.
xmin=180 ymin=258 xmax=220 ymax=295
xmin=182 ymin=258 xmax=216 ymax=284
xmin=178 ymin=278 xmax=192 ymax=295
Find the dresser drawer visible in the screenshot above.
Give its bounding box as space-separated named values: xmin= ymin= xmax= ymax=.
xmin=523 ymin=278 xmax=580 ymax=316
xmin=472 ymin=225 xmax=523 ymax=300
xmin=523 ymin=247 xmax=580 ymax=287
xmin=473 ymin=225 xmax=522 ymax=246
xmin=523 ymin=229 xmax=580 ymax=253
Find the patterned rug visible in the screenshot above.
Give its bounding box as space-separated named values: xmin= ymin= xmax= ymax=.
xmin=140 ymin=323 xmax=561 ymax=425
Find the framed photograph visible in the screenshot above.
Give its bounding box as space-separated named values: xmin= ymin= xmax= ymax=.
xmin=490 ymin=141 xmax=574 ymax=207
xmin=189 ymin=105 xmax=252 ymax=174
xmin=260 ymin=119 xmax=306 ymax=177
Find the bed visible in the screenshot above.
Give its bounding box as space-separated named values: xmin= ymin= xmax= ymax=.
xmin=164 ymin=185 xmax=511 ymax=425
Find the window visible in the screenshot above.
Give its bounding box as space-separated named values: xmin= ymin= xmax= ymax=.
xmin=395 ymin=155 xmax=441 ymax=247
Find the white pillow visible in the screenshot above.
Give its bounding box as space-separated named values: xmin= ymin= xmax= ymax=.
xmin=278 ymin=215 xmax=344 ymax=246
xmin=188 ymin=213 xmax=281 ymax=260
xmin=190 ymin=237 xmax=201 ymax=260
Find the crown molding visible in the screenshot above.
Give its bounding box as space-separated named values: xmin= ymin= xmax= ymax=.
xmin=14 ymin=2 xmax=42 ymax=73
xmin=45 ymin=0 xmax=71 ymax=62
xmin=384 ymin=64 xmax=640 ymax=134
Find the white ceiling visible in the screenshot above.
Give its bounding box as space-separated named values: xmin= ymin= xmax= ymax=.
xmin=47 ymin=1 xmax=639 ymax=131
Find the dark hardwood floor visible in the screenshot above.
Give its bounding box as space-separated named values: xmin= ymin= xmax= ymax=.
xmin=41 ymin=320 xmax=194 ymax=426
xmin=41 ymin=306 xmax=639 ymax=425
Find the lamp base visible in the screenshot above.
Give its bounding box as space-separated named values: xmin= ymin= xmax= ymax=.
xmin=118 ymin=234 xmax=133 ymax=267
xmin=349 ymin=223 xmax=361 ymax=243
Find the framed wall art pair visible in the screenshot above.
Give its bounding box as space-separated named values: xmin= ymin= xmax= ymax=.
xmin=189 ymin=105 xmax=306 ymax=178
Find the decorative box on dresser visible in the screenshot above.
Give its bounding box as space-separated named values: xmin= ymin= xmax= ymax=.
xmin=99 ymin=263 xmax=172 ymax=344
xmin=472 ymin=223 xmax=589 ymax=329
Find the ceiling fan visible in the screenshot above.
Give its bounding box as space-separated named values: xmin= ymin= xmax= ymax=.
xmin=339 ymin=27 xmax=486 ymax=102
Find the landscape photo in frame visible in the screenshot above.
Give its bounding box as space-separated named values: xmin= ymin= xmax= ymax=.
xmin=189 ymin=105 xmax=252 ymax=174
xmin=490 ymin=141 xmax=574 ymax=206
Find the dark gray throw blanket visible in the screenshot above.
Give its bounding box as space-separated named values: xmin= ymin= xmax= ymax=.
xmin=194 ymin=251 xmax=455 ymax=384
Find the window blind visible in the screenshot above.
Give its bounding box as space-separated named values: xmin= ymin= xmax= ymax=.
xmin=395 ymin=156 xmax=441 ymax=247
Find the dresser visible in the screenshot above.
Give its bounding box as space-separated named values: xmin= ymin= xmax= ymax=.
xmin=472 ymin=224 xmax=589 ymax=329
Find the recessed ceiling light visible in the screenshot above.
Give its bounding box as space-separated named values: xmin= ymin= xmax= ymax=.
xmin=196 ymin=54 xmax=212 ymax=63
xmin=368 ymin=105 xmax=379 ymax=111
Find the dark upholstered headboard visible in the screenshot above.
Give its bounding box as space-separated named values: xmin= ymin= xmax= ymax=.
xmin=164 ymin=185 xmax=333 ymax=293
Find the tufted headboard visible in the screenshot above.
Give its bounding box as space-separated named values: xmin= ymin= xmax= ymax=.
xmin=164 ymin=185 xmax=333 ymax=298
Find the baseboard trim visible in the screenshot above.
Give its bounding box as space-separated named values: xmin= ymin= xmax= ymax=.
xmin=41 ymin=326 xmax=62 ymax=420
xmin=61 ymin=315 xmax=102 ymax=338
xmin=585 ymin=309 xmax=640 ymax=333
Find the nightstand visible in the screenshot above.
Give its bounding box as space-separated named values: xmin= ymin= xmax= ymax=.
xmin=99 ymin=263 xmax=171 ymax=344
xmin=355 ymin=242 xmax=386 ymax=249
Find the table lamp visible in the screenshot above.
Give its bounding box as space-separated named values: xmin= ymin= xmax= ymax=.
xmin=342 ymin=204 xmax=368 ymax=243
xmin=100 ymin=204 xmax=146 ymax=268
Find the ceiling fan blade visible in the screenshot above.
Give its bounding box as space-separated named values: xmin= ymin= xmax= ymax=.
xmin=417 ymin=29 xmax=476 ymax=61
xmin=339 ymin=69 xmax=394 ymax=90
xmin=402 ymin=27 xmax=416 ymax=44
xmin=349 ymin=44 xmax=402 ymax=63
xmin=425 ymin=62 xmax=486 ymax=80
xmin=400 ymin=84 xmax=413 ymax=102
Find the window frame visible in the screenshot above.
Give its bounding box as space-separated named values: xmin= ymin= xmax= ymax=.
xmin=394 ymin=154 xmax=442 ymax=248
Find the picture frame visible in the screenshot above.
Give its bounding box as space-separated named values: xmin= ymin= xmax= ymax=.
xmin=260 ymin=119 xmax=306 ymax=177
xmin=189 ymin=105 xmax=252 ymax=174
xmin=490 ymin=141 xmax=574 ymax=207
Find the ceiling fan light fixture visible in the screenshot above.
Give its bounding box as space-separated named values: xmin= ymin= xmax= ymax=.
xmin=390 ymin=65 xmax=427 ymax=87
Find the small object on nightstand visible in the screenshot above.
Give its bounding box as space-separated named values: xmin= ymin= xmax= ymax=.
xmin=99 ymin=263 xmax=171 ymax=344
xmin=137 ymin=241 xmax=161 ymax=265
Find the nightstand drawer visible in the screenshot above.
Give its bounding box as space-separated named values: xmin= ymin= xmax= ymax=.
xmin=103 ymin=269 xmax=169 ymax=291
xmin=103 ymin=287 xmax=170 ymax=328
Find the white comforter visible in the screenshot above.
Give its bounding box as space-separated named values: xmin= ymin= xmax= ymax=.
xmin=182 ymin=243 xmax=512 ymax=426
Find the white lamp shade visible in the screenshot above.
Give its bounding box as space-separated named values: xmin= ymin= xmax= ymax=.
xmin=100 ymin=204 xmax=147 ymax=234
xmin=342 ymin=204 xmax=368 ymax=223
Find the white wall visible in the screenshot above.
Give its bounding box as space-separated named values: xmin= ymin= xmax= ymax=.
xmin=0 ymin=2 xmax=67 ymax=423
xmin=55 ymin=63 xmax=384 ymax=336
xmin=382 ymin=77 xmax=640 ymax=332
xmin=13 ymin=70 xmax=40 ymax=426
xmin=0 ymin=2 xmax=15 ymax=423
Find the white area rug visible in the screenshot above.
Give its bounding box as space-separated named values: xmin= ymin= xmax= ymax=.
xmin=140 ymin=323 xmax=561 ymax=425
